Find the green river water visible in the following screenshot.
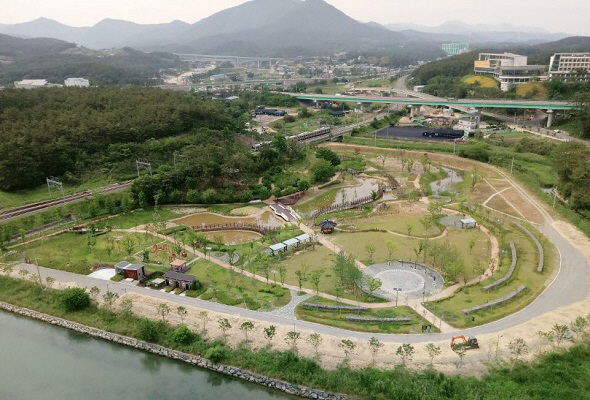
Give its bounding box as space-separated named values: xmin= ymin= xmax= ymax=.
xmin=0 ymin=311 xmax=294 ymax=400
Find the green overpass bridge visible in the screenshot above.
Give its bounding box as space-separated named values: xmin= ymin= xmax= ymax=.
xmin=292 ymin=93 xmax=577 ymax=111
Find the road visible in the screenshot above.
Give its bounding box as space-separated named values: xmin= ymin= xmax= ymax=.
xmin=291 ymin=93 xmax=576 ymax=111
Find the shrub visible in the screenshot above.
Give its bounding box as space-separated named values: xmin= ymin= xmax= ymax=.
xmin=204 ymin=345 xmax=227 ymax=363
xmin=200 ymin=291 xmax=215 ymax=300
xmin=137 ymin=319 xmax=164 ymax=342
xmin=244 ymin=296 xmax=261 ymax=310
xmin=171 ymin=325 xmax=197 ymax=345
xmin=110 ymin=274 xmax=124 ymax=282
xmin=60 ymin=288 xmax=91 ymax=312
xmin=216 ymin=291 xmax=243 ymax=306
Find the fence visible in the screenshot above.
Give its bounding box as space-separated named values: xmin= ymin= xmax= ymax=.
xmin=483 ymin=242 xmax=517 ymax=291
xmin=462 ymin=285 xmax=527 ymax=315
xmin=513 ymin=223 xmax=544 ymax=273
xmin=309 ymin=185 xmax=386 ymax=226
xmin=277 ymin=191 xmax=306 ymax=206
xmin=192 ymin=223 xmax=273 ymax=235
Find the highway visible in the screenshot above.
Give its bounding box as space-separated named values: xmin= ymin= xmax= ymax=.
xmin=291 ymin=93 xmax=577 ymax=111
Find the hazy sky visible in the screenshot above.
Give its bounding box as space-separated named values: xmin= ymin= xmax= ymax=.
xmin=0 ymin=0 xmax=588 ymax=34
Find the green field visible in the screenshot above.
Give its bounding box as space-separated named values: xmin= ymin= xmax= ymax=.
xmin=349 ymin=212 xmax=444 ymax=238
xmin=6 ymin=231 xmax=170 ymax=275
xmin=295 ymin=296 xmax=439 ymax=334
xmin=328 ymin=225 xmax=489 ymax=280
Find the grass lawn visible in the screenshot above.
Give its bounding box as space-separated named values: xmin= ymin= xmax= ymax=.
xmin=515 ymin=82 xmax=548 ymax=100
xmin=348 ymin=212 xmax=444 ymax=238
xmin=424 ymin=224 xmax=557 ymax=328
xmin=295 ymin=296 xmax=439 ymax=334
xmin=463 ymin=75 xmax=498 ymax=88
xmin=329 ymin=227 xmax=489 ymax=279
xmin=6 ymin=231 xmax=190 ymax=275
xmin=184 ymin=258 xmax=291 ymax=311
xmin=551 ymin=119 xmax=583 ymax=137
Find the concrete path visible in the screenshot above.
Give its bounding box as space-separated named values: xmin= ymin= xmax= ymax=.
xmin=264 ymin=290 xmax=313 ymax=320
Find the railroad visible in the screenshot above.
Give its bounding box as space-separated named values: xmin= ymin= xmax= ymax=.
xmin=0 ymin=181 xmax=133 ymax=222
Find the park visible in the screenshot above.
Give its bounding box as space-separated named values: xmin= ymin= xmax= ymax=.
xmin=3 ymin=142 xmax=558 ymax=338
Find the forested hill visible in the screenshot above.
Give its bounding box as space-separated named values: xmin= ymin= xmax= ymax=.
xmin=0 ymin=34 xmax=181 ymax=86
xmin=0 ymin=88 xmax=243 ymax=190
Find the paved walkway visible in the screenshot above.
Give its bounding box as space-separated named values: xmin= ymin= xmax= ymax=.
xmin=264 ymin=290 xmax=313 ymax=320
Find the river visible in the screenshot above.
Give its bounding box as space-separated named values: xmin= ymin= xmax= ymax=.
xmin=0 ymin=311 xmax=293 ymax=400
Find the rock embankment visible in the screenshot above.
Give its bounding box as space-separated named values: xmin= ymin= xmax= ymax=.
xmin=0 ymin=301 xmax=347 ymax=400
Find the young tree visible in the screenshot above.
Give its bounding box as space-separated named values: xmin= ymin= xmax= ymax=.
xmin=89 ymin=286 xmax=100 ymax=301
xmin=310 ymin=270 xmax=322 ymax=294
xmin=468 ymin=238 xmax=477 ymax=254
xmin=278 ymin=265 xmax=287 ymax=285
xmin=453 ymin=345 xmax=467 ymax=366
xmin=406 ymin=223 xmax=414 ymax=237
xmin=386 ymin=240 xmax=397 ymax=265
xmin=339 ymin=339 xmax=356 ymax=362
xmin=368 ymin=337 xmax=384 ymax=365
xmin=157 ymin=302 xmax=170 ymax=322
xmin=295 ymin=270 xmax=304 ymax=291
xmin=2 ymin=264 xmax=14 ymax=276
xmin=263 ymin=325 xmax=277 ymax=348
xmin=396 ymin=344 xmax=415 ymax=365
xmin=551 ymin=324 xmax=572 ymax=346
xmin=508 ymin=338 xmax=529 ymax=361
xmin=18 ymin=269 xmax=29 ymax=280
xmin=102 ymin=291 xmax=119 ymax=310
xmin=307 ymin=333 xmax=323 ymax=359
xmin=424 ymin=343 xmax=442 ymax=366
xmin=218 ymin=318 xmax=232 ymax=342
xmin=45 ymin=276 xmax=55 ymax=289
xmin=285 ymin=331 xmax=301 ymax=353
xmin=570 ymin=316 xmax=588 ymax=341
xmin=119 ymin=297 xmax=133 ymax=316
xmin=240 ymin=321 xmax=255 ymax=344
xmin=60 ymin=288 xmax=91 ymax=312
xmin=121 ymin=236 xmax=136 ymax=257
xmin=199 ymin=311 xmax=211 ymax=334
xmin=177 ymin=306 xmax=188 ymax=325
xmin=367 ymin=278 xmax=382 ymax=293
xmin=364 ymin=243 xmax=376 ymax=263
xmin=227 ymin=248 xmax=237 ymax=266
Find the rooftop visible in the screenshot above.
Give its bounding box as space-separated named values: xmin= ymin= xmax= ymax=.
xmin=170 ymin=259 xmax=187 ymax=267
xmin=319 ymin=220 xmax=338 ymax=228
xmin=164 ymin=271 xmax=196 ymax=282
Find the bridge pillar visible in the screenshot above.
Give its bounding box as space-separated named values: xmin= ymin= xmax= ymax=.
xmin=410 ymin=105 xmax=419 ymax=118
xmin=546 ymin=110 xmax=554 ymax=128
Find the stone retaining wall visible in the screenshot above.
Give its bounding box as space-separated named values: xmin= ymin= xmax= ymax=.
xmin=0 ymin=301 xmax=347 ymax=400
xmin=513 ymin=223 xmax=544 ymax=273
xmin=345 ymin=316 xmax=412 ymax=323
xmin=483 ymin=242 xmax=517 ymax=291
xmin=301 ymin=303 xmax=369 ymax=312
xmin=462 ymin=285 xmax=527 ymax=315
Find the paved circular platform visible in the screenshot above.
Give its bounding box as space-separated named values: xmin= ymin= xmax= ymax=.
xmin=362 ymin=261 xmax=444 ymax=301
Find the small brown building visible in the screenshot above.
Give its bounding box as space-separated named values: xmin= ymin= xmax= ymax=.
xmin=319 ymin=220 xmax=337 ymax=234
xmin=164 ymin=271 xmax=197 ymax=290
xmin=114 ymin=261 xmax=146 ymax=281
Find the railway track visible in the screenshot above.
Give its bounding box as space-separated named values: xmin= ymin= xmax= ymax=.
xmin=0 ymin=181 xmax=133 ymax=222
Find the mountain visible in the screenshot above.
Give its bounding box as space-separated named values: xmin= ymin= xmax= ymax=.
xmin=0 ymin=34 xmax=180 ymax=86
xmin=386 ymin=21 xmax=570 ymax=44
xmin=0 ymin=0 xmax=412 ymax=56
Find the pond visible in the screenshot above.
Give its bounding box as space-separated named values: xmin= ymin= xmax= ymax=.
xmin=0 ymin=311 xmax=294 ymax=400
xmin=430 ymin=167 xmax=463 ymax=196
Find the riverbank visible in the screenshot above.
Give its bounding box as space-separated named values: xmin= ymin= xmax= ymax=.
xmin=2 ymin=274 xmax=590 ymax=399
xmin=0 ymin=298 xmax=344 ymax=400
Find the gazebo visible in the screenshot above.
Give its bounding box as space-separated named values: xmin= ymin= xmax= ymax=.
xmin=319 ymin=220 xmax=338 ymax=234
xmin=460 ymin=218 xmax=478 ymax=229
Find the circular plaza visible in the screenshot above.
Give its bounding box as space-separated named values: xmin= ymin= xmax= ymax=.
xmin=362 ymin=261 xmax=444 ymax=301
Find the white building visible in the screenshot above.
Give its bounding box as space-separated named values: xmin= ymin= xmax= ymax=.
xmin=14 ymin=79 xmax=48 ymax=89
xmin=454 ymin=108 xmax=480 ymax=134
xmin=474 ymin=53 xmax=546 ymax=91
xmin=64 ymin=77 xmax=90 ymax=87
xmin=549 ymin=53 xmax=590 ymax=81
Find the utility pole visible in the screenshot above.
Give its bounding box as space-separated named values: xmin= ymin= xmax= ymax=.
xmin=510 ymin=157 xmax=515 ymax=175
xmin=34 ymin=255 xmax=41 ymax=285
xmin=46 ymin=177 xmax=64 ymax=199
xmin=553 ymin=186 xmax=558 ymax=208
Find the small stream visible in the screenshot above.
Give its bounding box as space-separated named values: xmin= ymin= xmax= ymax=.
xmin=430 ymin=167 xmax=463 ymax=196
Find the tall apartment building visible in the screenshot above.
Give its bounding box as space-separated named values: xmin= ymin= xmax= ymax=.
xmin=442 ymin=43 xmax=469 ymax=57
xmin=549 ymin=53 xmax=590 ymax=81
xmin=474 ymin=53 xmax=546 ymax=91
